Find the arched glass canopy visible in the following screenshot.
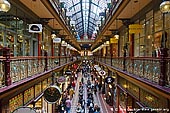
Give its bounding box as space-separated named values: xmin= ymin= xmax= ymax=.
xmin=60 ymin=0 xmax=111 ymax=39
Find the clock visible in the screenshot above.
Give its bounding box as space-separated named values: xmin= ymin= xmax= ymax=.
xmin=43 ymin=86 xmax=61 ymax=103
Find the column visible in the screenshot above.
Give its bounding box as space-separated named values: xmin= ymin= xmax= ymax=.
xmin=159 ymin=13 xmax=169 ymax=86
xmin=120 ymin=19 xmax=131 ymax=71
xmin=44 ymin=50 xmax=48 ymax=71
xmin=3 ymin=47 xmax=11 ymax=86
xmin=110 ymin=43 xmax=113 ymax=66
xmin=159 ymin=47 xmax=168 ymax=86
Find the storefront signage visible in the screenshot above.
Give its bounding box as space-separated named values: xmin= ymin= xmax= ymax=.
xmin=12 ymin=107 xmax=37 ymax=113
xmin=110 ymin=38 xmax=118 ymax=43
xmin=99 ymin=70 xmax=106 ymax=76
xmin=129 ymin=24 xmax=142 ymax=34
xmin=105 ymin=76 xmax=114 ymax=84
xmin=29 ymin=24 xmax=42 ymax=33
xmin=65 ymin=70 xmax=72 ymax=75
xmin=57 ymin=76 xmax=66 ymax=84
xmin=53 ymin=38 xmax=61 ymax=43
xmin=43 ymin=86 xmax=61 ymax=103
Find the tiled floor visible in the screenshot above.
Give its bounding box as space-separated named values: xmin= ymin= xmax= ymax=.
xmin=70 ymin=72 xmax=113 ymax=113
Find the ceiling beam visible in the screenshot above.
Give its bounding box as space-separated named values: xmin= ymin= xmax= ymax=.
xmin=68 ymin=2 xmax=80 ymax=10
xmin=87 ymin=0 xmax=92 ymax=37
xmin=80 ymin=0 xmax=84 ymax=35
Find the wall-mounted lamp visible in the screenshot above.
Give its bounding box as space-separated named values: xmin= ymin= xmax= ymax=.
xmin=160 ymin=1 xmax=170 ymax=13
xmin=0 ymin=0 xmax=11 ymax=12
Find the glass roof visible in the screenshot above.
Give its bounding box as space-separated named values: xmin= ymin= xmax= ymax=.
xmin=60 ymin=0 xmax=110 ymax=39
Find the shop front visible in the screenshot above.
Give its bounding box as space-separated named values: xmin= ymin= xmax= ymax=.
xmin=116 ymin=76 xmax=170 ymax=113
xmin=0 ymin=76 xmax=54 ymax=113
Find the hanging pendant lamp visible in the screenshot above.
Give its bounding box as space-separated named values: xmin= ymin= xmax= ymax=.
xmin=160 ymin=0 xmax=170 ymax=13
xmin=0 ymin=0 xmax=11 ymax=12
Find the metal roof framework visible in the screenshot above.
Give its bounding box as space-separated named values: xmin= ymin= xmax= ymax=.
xmin=62 ymin=0 xmax=108 ymax=39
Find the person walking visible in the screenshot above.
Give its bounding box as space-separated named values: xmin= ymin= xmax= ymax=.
xmin=93 ymin=104 xmax=100 ymax=113
xmin=76 ymin=103 xmax=83 ymax=113
xmin=65 ymin=97 xmax=71 ymax=113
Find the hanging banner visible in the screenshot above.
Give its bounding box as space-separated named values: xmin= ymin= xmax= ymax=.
xmin=65 ymin=70 xmax=72 ymax=75
xmin=53 ymin=38 xmax=61 ymax=43
xmin=57 ymin=76 xmax=66 ymax=84
xmin=105 ymin=76 xmax=114 ymax=84
xmin=129 ymin=24 xmax=142 ymax=34
xmin=43 ymin=86 xmax=61 ymax=103
xmin=29 ymin=24 xmax=42 ymax=33
xmin=99 ymin=70 xmax=106 ymax=76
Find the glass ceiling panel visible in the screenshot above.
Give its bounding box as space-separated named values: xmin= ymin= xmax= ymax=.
xmin=74 ymin=4 xmax=81 ymax=10
xmin=90 ymin=13 xmax=96 ymax=18
xmin=77 ymin=18 xmax=82 ymax=23
xmin=73 ymin=0 xmax=79 ymax=4
xmin=89 ymin=23 xmax=94 ymax=27
xmin=89 ymin=18 xmax=95 ymax=23
xmin=62 ymin=0 xmax=109 ymax=39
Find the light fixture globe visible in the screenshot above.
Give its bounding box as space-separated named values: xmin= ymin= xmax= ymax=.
xmin=51 ymin=31 xmax=56 ymax=39
xmin=160 ymin=1 xmax=170 ymax=13
xmin=0 ymin=0 xmax=11 ymax=12
xmin=114 ymin=34 xmax=119 ymax=39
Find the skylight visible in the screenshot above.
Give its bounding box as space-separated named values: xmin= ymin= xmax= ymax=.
xmin=60 ymin=0 xmax=110 ymax=39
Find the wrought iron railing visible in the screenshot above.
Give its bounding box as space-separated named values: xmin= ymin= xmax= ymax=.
xmin=0 ymin=56 xmax=73 ymax=88
xmin=96 ymin=56 xmax=170 ymax=87
xmin=0 ymin=59 xmax=4 ymax=87
xmin=166 ymin=58 xmax=170 ymax=87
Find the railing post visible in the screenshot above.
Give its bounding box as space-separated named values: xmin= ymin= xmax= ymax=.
xmin=3 ymin=47 xmax=11 ymax=86
xmin=44 ymin=50 xmax=48 ymax=71
xmin=159 ymin=48 xmax=169 ymax=86
xmin=123 ymin=44 xmax=127 ymax=71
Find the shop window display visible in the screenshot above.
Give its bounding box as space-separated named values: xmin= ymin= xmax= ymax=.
xmin=145 ymin=11 xmax=153 ymax=56
xmin=139 ymin=37 xmax=145 ymax=56
xmin=134 ymin=34 xmax=140 ymax=57
xmin=133 ymin=9 xmax=170 ymax=57
xmin=9 ymin=93 xmax=23 ymax=112
xmin=25 ymin=39 xmax=30 ymax=56
xmin=6 ymin=33 xmax=14 ymax=56
xmin=119 ymin=91 xmax=126 ymax=112
xmin=154 ymin=11 xmax=163 ymax=32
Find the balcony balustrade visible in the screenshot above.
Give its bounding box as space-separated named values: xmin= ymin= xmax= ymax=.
xmin=0 ymin=55 xmax=74 ymax=88
xmin=95 ymin=56 xmax=170 ymax=87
